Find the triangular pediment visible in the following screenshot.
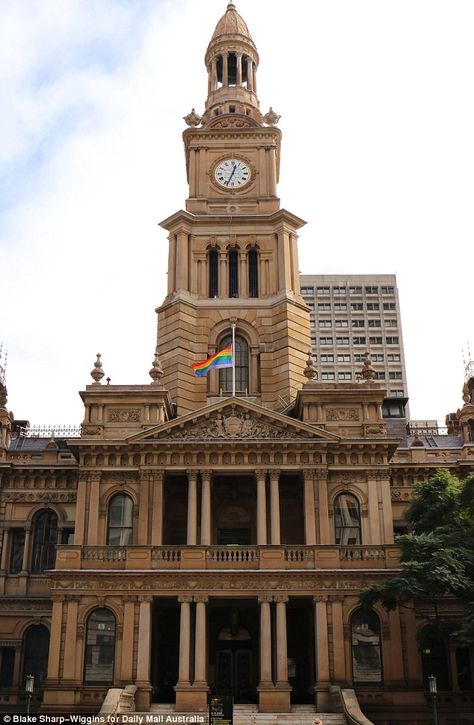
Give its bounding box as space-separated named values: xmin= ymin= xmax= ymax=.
xmin=128 ymin=398 xmax=339 ymax=444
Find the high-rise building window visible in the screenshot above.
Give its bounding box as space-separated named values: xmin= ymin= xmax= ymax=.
xmin=389 ymin=372 xmax=403 ymax=380
xmin=386 ymin=337 xmax=399 ymax=345
xmin=319 ymin=320 xmax=332 ymax=328
xmin=336 ymin=337 xmax=350 ymax=345
xmin=381 ymin=286 xmax=394 ymax=294
xmin=107 ymin=495 xmax=133 ymax=546
xmin=349 ymin=286 xmax=362 ymax=294
xmin=385 ymin=320 xmax=398 ymax=327
xmin=337 ymin=355 xmax=351 ymax=362
xmin=351 ymin=303 xmax=363 ymax=311
xmin=219 ymin=335 xmax=249 ymax=394
xmin=208 ymin=248 xmax=219 ymax=298
xmin=319 ymin=337 xmax=333 ymax=345
xmin=321 ymin=372 xmax=335 ymax=381
xmin=335 ymin=320 xmax=348 ymax=328
xmin=22 ymin=625 xmax=50 ymax=687
xmin=320 ymin=354 xmax=334 ymax=362
xmin=367 ymin=303 xmax=380 ymax=310
xmin=383 ymin=302 xmax=396 ymax=310
xmin=369 ymin=337 xmax=383 ymax=345
xmin=248 ymin=247 xmax=259 ymax=298
xmin=351 ymin=610 xmax=383 ymax=684
xmin=352 ymin=337 xmax=366 ymax=345
xmin=368 ymin=320 xmax=381 ymax=328
xmin=365 ymin=286 xmax=378 ymax=294
xmin=84 ymin=609 xmax=116 ymax=685
xmin=352 ymin=320 xmax=364 ymax=328
xmin=228 ymin=248 xmax=239 ymax=297
xmin=31 ymin=511 xmax=58 ymax=573
xmin=338 ymin=372 xmax=352 ymax=380
xmin=387 ymin=354 xmax=400 ymax=362
xmin=334 ymin=303 xmax=347 ymax=311
xmin=334 ymin=493 xmax=361 ymax=545
xmin=318 ymin=303 xmax=331 ymax=311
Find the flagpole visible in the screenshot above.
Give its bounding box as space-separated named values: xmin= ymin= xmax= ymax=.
xmin=232 ymin=323 xmax=236 ymax=397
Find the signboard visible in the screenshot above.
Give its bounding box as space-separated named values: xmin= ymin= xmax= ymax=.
xmin=209 ymin=695 xmax=234 ymax=725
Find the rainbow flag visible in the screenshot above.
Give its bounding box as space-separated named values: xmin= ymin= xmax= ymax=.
xmin=192 ymin=345 xmax=233 ymax=376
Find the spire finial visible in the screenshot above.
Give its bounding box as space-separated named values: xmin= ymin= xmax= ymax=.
xmin=90 ymin=353 xmax=105 ymax=385
xmin=149 ymin=347 xmax=164 ymax=384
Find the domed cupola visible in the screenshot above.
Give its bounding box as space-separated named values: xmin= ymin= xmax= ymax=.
xmin=203 ymin=2 xmax=262 ymax=125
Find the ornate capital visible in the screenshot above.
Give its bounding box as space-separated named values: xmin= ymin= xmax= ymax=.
xmin=187 ymin=470 xmax=198 ymax=483
xmin=194 ymin=596 xmax=209 ymax=604
xmin=313 ymin=595 xmax=329 ymax=605
xmin=274 ymin=595 xmax=289 ymax=604
xmin=178 ymin=595 xmax=193 ymax=604
xmin=258 ymin=595 xmax=273 ymax=604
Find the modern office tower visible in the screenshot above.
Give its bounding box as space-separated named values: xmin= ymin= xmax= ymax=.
xmin=299 ymin=274 xmax=408 ymax=399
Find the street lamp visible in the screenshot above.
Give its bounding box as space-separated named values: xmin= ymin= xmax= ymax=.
xmin=428 ymin=674 xmax=439 ymax=725
xmin=25 ymin=674 xmax=34 ymax=716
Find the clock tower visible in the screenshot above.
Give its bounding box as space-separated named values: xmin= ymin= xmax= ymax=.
xmin=157 ymin=2 xmax=311 ymax=414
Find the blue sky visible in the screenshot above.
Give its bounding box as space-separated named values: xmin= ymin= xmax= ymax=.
xmin=1 ymin=0 xmax=473 ymax=424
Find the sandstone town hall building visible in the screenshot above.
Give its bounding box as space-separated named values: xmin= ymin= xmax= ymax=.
xmin=1 ymin=4 xmax=474 ymax=725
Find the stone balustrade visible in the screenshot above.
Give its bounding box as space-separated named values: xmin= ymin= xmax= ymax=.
xmin=55 ymin=543 xmax=400 ymax=571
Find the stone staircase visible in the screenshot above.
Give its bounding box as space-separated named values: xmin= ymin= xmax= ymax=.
xmin=148 ymin=703 xmax=347 ymax=724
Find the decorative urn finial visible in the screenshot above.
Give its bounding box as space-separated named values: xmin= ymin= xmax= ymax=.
xmin=149 ymin=348 xmax=164 ymax=384
xmin=361 ymin=351 xmax=376 ymax=381
xmin=303 ymin=352 xmax=318 ymax=381
xmin=183 ymin=109 xmax=203 ymax=127
xmin=90 ymin=353 xmax=105 ymax=385
xmin=462 ymin=382 xmax=471 ymax=405
xmin=263 ymin=107 xmax=281 ymax=126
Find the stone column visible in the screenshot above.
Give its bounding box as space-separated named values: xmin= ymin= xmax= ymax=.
xmin=187 ymin=471 xmax=198 ymax=545
xmin=222 ymin=52 xmax=229 ymax=86
xmin=20 ymin=524 xmax=32 ymax=574
xmin=87 ymin=473 xmax=101 ymax=546
xmin=193 ymin=596 xmax=209 ymax=688
xmin=175 ymin=596 xmax=194 ymax=711
xmin=176 ymin=230 xmax=189 ymax=292
xmin=121 ymin=598 xmax=136 ymax=682
xmin=269 ymin=470 xmax=281 ymax=545
xmin=313 ymin=596 xmax=331 ymax=710
xmin=151 ymin=471 xmax=164 ymax=546
xmin=167 ymin=233 xmax=177 ymax=294
xmin=211 ymin=58 xmax=218 ymax=91
xmin=256 ymin=471 xmax=267 ymax=545
xmin=0 ymin=529 xmax=9 ymax=571
xmin=219 ymin=251 xmax=228 ymax=298
xmin=331 ymin=596 xmax=346 ymax=683
xmin=247 ymin=57 xmax=253 ymax=91
xmin=236 ymin=53 xmax=243 ymax=85
xmin=136 ymin=597 xmax=153 ymax=710
xmin=138 ymin=472 xmax=150 ymax=545
xmin=46 ymin=597 xmax=64 ymax=683
xmin=200 ymin=471 xmax=212 ymax=545
xmin=239 ymin=251 xmax=248 ymax=298
xmin=303 ymin=470 xmax=316 ymax=545
xmin=275 ymin=596 xmax=290 ymax=687
xmin=62 ymin=597 xmax=79 ymax=681
xmin=267 ymin=146 xmax=277 ymax=198
xmin=250 ymin=346 xmax=259 ymax=395
xmin=253 ymin=63 xmax=258 ymax=94
xmin=317 ymin=472 xmax=330 ymax=544
xmin=74 ymin=473 xmax=88 ymax=545
xmin=258 ymin=596 xmax=273 ymax=687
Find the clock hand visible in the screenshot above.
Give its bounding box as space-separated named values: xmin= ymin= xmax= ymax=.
xmin=226 ymin=164 xmax=237 ymax=185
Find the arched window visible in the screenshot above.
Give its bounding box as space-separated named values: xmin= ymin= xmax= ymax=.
xmin=334 ymin=493 xmax=361 ymax=545
xmin=248 ymin=248 xmax=259 ymax=298
xmin=31 ymin=511 xmax=58 ymax=573
xmin=228 ymin=248 xmax=239 ymax=297
xmin=208 ymin=248 xmax=219 ymax=298
xmin=84 ymin=609 xmax=116 ymax=684
xmin=22 ymin=625 xmax=50 ymax=687
xmin=219 ymin=334 xmax=249 ymax=395
xmin=420 ymin=627 xmax=450 ymax=691
xmin=107 ymin=494 xmax=133 ymax=545
xmin=351 ymin=609 xmax=382 ymax=684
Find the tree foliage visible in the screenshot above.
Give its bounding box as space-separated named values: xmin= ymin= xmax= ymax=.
xmin=360 ymin=470 xmax=474 ymax=642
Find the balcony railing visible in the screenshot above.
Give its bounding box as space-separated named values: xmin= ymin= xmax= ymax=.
xmin=55 ymin=544 xmax=400 ymax=572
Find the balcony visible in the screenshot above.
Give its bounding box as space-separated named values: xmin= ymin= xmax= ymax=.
xmin=55 ymin=544 xmax=400 ymax=571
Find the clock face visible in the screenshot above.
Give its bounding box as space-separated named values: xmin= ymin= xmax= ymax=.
xmin=214 ymin=158 xmax=251 ymax=189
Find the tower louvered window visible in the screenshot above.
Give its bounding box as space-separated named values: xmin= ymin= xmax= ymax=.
xmin=229 ymin=249 xmax=239 ymax=297
xmin=248 ymin=248 xmax=259 ymax=298
xmin=209 ymin=249 xmax=219 ymax=298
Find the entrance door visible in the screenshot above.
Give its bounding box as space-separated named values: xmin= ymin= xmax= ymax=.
xmin=216 ymin=649 xmax=253 ymax=703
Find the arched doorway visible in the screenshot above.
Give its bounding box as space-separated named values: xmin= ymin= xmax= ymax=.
xmin=210 ymin=601 xmax=258 ymax=704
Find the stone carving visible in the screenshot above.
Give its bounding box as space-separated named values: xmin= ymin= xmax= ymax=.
xmin=1 ymin=492 xmax=76 ymax=503
xmin=108 ymin=409 xmax=141 ymax=423
xmin=329 ymin=471 xmax=367 ymax=484
xmin=81 ymin=425 xmax=102 ymax=436
xmin=364 ymin=424 xmax=387 ymax=436
xmin=326 ymin=408 xmax=360 ymax=422
xmin=153 ymin=408 xmax=318 ymax=441
xmin=263 ymin=107 xmax=281 ymax=126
